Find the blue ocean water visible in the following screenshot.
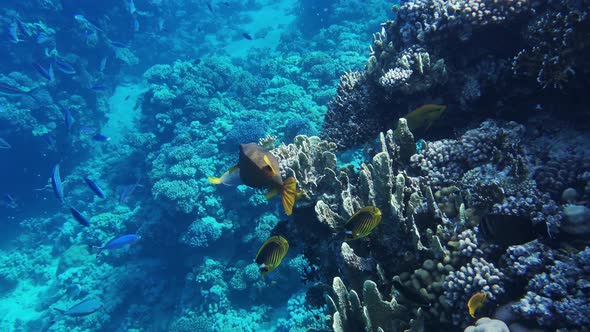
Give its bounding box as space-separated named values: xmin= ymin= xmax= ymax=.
xmin=0 ymin=0 xmax=589 ymax=331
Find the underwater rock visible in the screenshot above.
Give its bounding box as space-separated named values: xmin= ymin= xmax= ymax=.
xmin=326 ymin=276 xmax=409 ymax=332
xmin=464 ymin=317 xmax=509 ymax=332
xmin=561 ymin=204 xmax=590 ymax=235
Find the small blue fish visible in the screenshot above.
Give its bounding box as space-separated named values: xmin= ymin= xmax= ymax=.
xmin=110 ymin=41 xmax=128 ymax=48
xmin=33 ymin=62 xmax=54 ymax=81
xmin=84 ymin=177 xmax=105 ymax=198
xmin=54 ymin=58 xmax=76 ymax=75
xmin=128 ymin=0 xmax=137 ymax=14
xmin=0 ymin=82 xmax=29 ymax=96
xmin=2 ymin=194 xmax=17 ymax=208
xmin=8 ymin=22 xmax=20 ymax=43
xmin=54 ymin=298 xmax=102 ymax=317
xmin=36 ymin=33 xmax=54 ymax=44
xmin=80 ymin=126 xmax=97 ymax=134
xmin=42 ymin=133 xmax=56 ymax=149
xmin=90 ymin=84 xmax=108 ymax=92
xmin=0 ymin=138 xmax=11 ymax=149
xmin=63 ymin=107 xmax=73 ymax=131
xmin=69 ymin=207 xmax=90 ymax=227
xmin=74 ymin=14 xmax=103 ymax=32
xmin=119 ymin=179 xmax=141 ymax=204
xmin=92 ymin=133 xmax=110 ymax=142
xmin=15 ymin=18 xmax=31 ymax=37
xmin=133 ymin=17 xmax=140 ymax=32
xmin=242 ymin=32 xmax=253 ymax=40
xmin=99 ymin=57 xmax=108 ymax=72
xmin=51 ymin=164 xmax=64 ymax=203
xmin=94 ymin=234 xmax=141 ymax=258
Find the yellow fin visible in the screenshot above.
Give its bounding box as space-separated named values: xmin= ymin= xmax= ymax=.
xmin=263 ymin=154 xmax=278 ymax=175
xmin=228 ymin=165 xmax=239 ymax=174
xmin=265 ymin=188 xmax=279 ymax=199
xmin=208 ymin=177 xmax=222 ymax=184
xmin=281 ymin=177 xmax=297 ymax=216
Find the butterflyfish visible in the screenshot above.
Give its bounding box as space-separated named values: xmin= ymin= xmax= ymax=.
xmin=344 ymin=206 xmax=382 ymax=241
xmin=255 ymin=235 xmax=289 ymax=276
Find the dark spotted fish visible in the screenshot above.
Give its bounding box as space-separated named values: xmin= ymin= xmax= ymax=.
xmin=54 ymin=298 xmax=102 ymax=316
xmin=69 ymin=207 xmax=90 ymax=227
xmin=344 ymin=206 xmax=382 ymax=241
xmin=255 ymin=236 xmax=289 ymax=276
xmin=479 ymin=214 xmax=543 ymax=247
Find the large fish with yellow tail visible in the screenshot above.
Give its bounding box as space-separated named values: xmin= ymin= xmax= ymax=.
xmin=344 ymin=206 xmax=382 ymax=241
xmin=398 ymin=104 xmax=446 ymax=132
xmin=208 ymin=143 xmax=297 ymax=215
xmin=256 ymin=235 xmax=289 ymax=276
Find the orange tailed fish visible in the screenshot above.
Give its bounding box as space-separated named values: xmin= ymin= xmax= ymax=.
xmin=256 ymin=235 xmax=289 ymax=276
xmin=467 ymin=292 xmax=486 ymax=318
xmin=208 ymin=143 xmax=297 ymax=215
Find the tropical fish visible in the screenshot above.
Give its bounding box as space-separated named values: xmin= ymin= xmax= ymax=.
xmin=255 ymin=236 xmax=289 ymax=276
xmin=402 ymin=104 xmax=446 ymax=132
xmin=2 ymin=194 xmax=17 ymax=208
xmin=0 ymin=82 xmax=31 ymax=96
xmin=69 ymin=207 xmax=90 ymax=227
xmin=119 ymin=178 xmax=141 ymax=204
xmin=8 ymin=22 xmax=20 ymax=43
xmin=36 ymin=33 xmax=54 ymax=44
xmin=133 ymin=17 xmax=140 ymax=32
xmin=242 ymin=32 xmax=253 ymax=40
xmin=110 ymin=40 xmax=128 ymax=48
xmin=94 ymin=234 xmax=141 ymax=258
xmin=128 ymin=0 xmax=137 ymax=14
xmin=54 ymin=58 xmax=76 ymax=74
xmin=51 ymin=164 xmax=64 ymax=203
xmin=42 ymin=133 xmax=56 ymax=149
xmin=90 ymin=84 xmax=108 ymax=92
xmin=84 ymin=177 xmax=105 ymax=198
xmin=80 ymin=126 xmax=97 ymax=134
xmin=467 ymin=292 xmax=486 ymax=318
xmin=344 ymin=206 xmax=382 ymax=241
xmin=209 ymin=143 xmax=297 ymax=215
xmin=207 ymin=166 xmax=241 ymax=186
xmin=92 ymin=133 xmax=110 ymax=142
xmin=33 ymin=62 xmax=54 ymax=81
xmin=63 ymin=107 xmax=73 ymax=131
xmin=479 ymin=214 xmax=543 ymax=247
xmin=74 ymin=14 xmax=103 ymax=32
xmin=54 ymin=298 xmax=103 ymax=317
xmin=206 ymin=2 xmax=214 ymax=12
xmin=0 ymin=138 xmax=11 ymax=149
xmin=15 ymin=18 xmax=31 ymax=37
xmin=99 ymin=57 xmax=108 ymax=72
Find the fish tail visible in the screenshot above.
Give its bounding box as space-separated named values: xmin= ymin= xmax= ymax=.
xmin=92 ymin=246 xmax=103 ymax=258
xmin=207 ymin=176 xmax=222 ymax=185
xmin=53 ymin=307 xmax=65 ymax=314
xmin=281 ymin=177 xmax=297 ymax=216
